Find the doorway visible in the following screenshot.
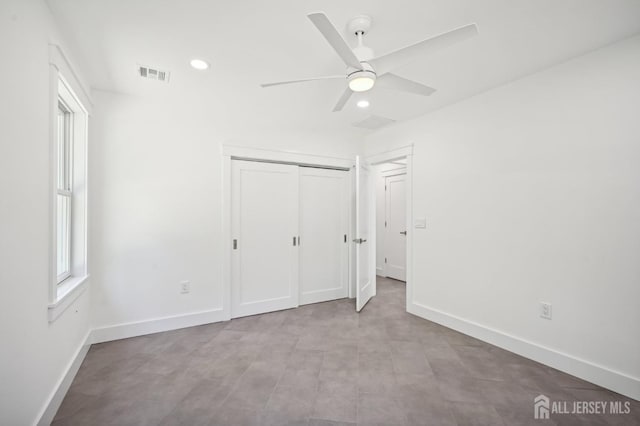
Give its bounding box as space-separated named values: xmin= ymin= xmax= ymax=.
xmin=376 ymin=161 xmax=407 ymax=282
xmin=373 ymin=160 xmax=408 ymax=306
xmin=365 ymin=145 xmax=414 ymax=313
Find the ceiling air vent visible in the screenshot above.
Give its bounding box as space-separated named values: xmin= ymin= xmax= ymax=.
xmin=352 ymin=115 xmax=396 ymax=130
xmin=138 ymin=65 xmax=170 ymax=83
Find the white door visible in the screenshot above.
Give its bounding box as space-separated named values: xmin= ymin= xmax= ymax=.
xmin=385 ymin=174 xmax=406 ymax=281
xmin=355 ymin=156 xmax=374 ymax=312
xmin=231 ymin=160 xmax=299 ymax=318
xmin=299 ymin=167 xmax=349 ymax=305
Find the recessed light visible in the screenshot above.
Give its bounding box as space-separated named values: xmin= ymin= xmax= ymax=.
xmin=357 ymin=100 xmax=370 ymax=108
xmin=190 ymin=59 xmax=210 ymax=70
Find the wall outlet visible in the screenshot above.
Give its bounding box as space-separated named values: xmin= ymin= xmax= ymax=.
xmin=180 ymin=280 xmax=190 ymax=294
xmin=540 ymin=302 xmax=552 ymax=320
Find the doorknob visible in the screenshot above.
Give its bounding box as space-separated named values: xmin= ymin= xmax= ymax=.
xmin=400 ymin=231 xmax=407 ymax=235
xmin=353 ymin=238 xmax=367 ymax=244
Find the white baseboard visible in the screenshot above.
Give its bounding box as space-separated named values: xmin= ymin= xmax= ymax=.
xmin=89 ymin=308 xmax=228 ymax=344
xmin=376 ymin=267 xmax=385 ymax=276
xmin=36 ymin=332 xmax=91 ymax=426
xmin=408 ymin=302 xmax=640 ymax=401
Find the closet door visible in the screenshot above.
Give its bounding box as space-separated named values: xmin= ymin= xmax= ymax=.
xmin=231 ymin=160 xmax=299 ymax=318
xmin=299 ymin=167 xmax=349 ymax=305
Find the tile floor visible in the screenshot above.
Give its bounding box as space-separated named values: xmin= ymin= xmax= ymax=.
xmin=53 ymin=277 xmax=639 ymax=425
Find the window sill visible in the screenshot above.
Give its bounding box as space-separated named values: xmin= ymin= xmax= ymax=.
xmin=48 ymin=274 xmax=89 ymax=323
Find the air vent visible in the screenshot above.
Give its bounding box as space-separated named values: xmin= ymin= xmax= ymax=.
xmin=352 ymin=115 xmax=396 ymax=130
xmin=138 ymin=65 xmax=170 ymax=83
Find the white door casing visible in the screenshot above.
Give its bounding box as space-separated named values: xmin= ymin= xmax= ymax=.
xmin=365 ymin=145 xmax=414 ymax=316
xmin=231 ymin=160 xmax=299 ymax=318
xmin=299 ymin=168 xmax=349 ymax=305
xmin=356 ymin=156 xmax=374 ymax=312
xmin=385 ymin=174 xmax=407 ymax=281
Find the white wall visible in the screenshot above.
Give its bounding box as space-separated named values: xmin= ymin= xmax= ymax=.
xmin=89 ymin=90 xmax=360 ymax=333
xmin=0 ymin=1 xmax=92 ymax=424
xmin=365 ymin=35 xmax=640 ymax=398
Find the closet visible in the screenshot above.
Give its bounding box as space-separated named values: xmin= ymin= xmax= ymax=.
xmin=230 ymin=160 xmax=349 ymax=318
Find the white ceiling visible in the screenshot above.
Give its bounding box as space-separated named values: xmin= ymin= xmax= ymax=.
xmin=47 ymin=0 xmax=640 ymax=133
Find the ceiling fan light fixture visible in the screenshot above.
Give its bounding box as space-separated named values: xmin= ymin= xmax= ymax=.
xmin=348 ymin=70 xmax=376 ymax=92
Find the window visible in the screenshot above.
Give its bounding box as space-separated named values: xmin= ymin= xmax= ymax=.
xmin=48 ymin=44 xmax=91 ymax=322
xmin=56 ymin=100 xmax=72 ymax=283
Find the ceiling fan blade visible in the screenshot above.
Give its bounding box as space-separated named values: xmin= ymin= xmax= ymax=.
xmin=332 ymin=87 xmax=352 ymax=112
xmin=376 ymin=73 xmax=436 ymax=96
xmin=261 ymin=75 xmax=345 ymax=88
xmin=369 ymin=23 xmax=478 ymax=75
xmin=308 ymin=12 xmax=363 ymax=70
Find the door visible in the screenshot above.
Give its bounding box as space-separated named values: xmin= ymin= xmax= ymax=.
xmin=385 ymin=174 xmax=406 ymax=281
xmin=299 ymin=167 xmax=349 ymax=305
xmin=355 ymin=156 xmax=374 ymax=312
xmin=231 ymin=160 xmax=299 ymax=318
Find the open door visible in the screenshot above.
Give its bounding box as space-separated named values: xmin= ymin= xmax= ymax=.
xmin=355 ymin=156 xmax=374 ymax=312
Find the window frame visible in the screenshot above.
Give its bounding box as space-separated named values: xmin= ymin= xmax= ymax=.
xmin=48 ymin=44 xmax=92 ymax=322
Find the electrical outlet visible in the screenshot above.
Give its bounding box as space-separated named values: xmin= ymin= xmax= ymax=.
xmin=180 ymin=281 xmax=190 ymax=294
xmin=540 ymin=302 xmax=552 ymax=320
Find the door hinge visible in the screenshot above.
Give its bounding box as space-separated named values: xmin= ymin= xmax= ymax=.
xmin=344 ymin=234 xmax=347 ymax=243
xmin=233 ymin=239 xmax=237 ymax=250
xmin=293 ymin=236 xmax=297 ymax=246
xmin=385 ymin=220 xmax=387 ymax=227
xmin=385 ymin=257 xmax=387 ymax=263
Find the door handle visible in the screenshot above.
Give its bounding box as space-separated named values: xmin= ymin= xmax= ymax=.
xmin=353 ymin=238 xmax=367 ymax=244
xmin=400 ymin=231 xmax=407 ymax=235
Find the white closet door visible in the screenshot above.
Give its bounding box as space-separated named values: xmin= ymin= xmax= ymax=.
xmin=231 ymin=160 xmax=299 ymax=318
xmin=385 ymin=174 xmax=406 ymax=281
xmin=299 ymin=167 xmax=349 ymax=305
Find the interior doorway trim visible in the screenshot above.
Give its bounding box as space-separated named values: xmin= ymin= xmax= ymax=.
xmin=366 ymin=145 xmax=414 ymax=314
xmin=221 ymin=145 xmax=355 ymax=320
xmin=367 ymin=145 xmax=413 ymax=165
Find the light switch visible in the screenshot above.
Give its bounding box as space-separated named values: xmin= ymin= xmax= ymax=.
xmin=415 ymin=217 xmax=426 ymax=229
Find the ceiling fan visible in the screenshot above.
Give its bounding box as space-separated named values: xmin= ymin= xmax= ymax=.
xmin=261 ymin=13 xmax=478 ymax=112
